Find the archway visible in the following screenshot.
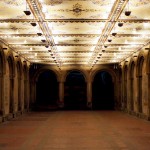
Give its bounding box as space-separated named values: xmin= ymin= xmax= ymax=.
xmin=124 ymin=65 xmax=128 ymax=109
xmin=138 ymin=56 xmax=144 ymax=113
xmin=92 ymin=71 xmax=114 ymax=110
xmin=16 ymin=61 xmax=22 ymax=111
xmin=0 ymin=52 xmax=4 ymax=114
xmin=130 ymin=62 xmax=135 ymax=111
xmin=64 ymin=71 xmax=86 ymax=110
xmin=7 ymin=56 xmax=14 ymax=113
xmin=36 ymin=70 xmax=58 ymax=110
xmin=23 ymin=64 xmax=28 ymax=109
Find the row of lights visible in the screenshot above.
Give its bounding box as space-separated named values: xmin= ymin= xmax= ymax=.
xmin=24 ymin=0 xmax=62 ymax=69
xmin=90 ymin=0 xmax=130 ymax=68
xmin=23 ymin=5 xmax=61 ymax=68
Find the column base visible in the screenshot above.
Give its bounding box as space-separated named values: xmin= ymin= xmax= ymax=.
xmin=87 ymin=102 xmax=92 ymax=110
xmin=58 ymin=102 xmax=64 ymax=109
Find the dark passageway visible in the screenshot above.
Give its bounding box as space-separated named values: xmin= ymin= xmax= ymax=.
xmin=36 ymin=70 xmax=58 ymax=110
xmin=64 ymin=71 xmax=87 ymax=110
xmin=92 ymin=71 xmax=114 ymax=110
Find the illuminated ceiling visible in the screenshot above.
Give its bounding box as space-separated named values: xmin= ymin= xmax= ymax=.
xmin=0 ymin=0 xmax=150 ymax=69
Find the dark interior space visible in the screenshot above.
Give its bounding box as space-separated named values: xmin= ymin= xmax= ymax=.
xmin=64 ymin=71 xmax=87 ymax=110
xmin=36 ymin=70 xmax=58 ymax=110
xmin=92 ymin=71 xmax=114 ymax=110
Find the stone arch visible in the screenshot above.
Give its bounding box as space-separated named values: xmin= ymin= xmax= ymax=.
xmin=7 ymin=52 xmax=15 ymax=113
xmin=33 ymin=67 xmax=60 ymax=82
xmin=91 ymin=68 xmax=116 ymax=110
xmin=64 ymin=70 xmax=87 ymax=110
xmin=64 ymin=69 xmax=87 ymax=82
xmin=136 ymin=53 xmax=145 ymax=77
xmin=91 ymin=68 xmax=116 ymax=83
xmin=146 ymin=50 xmax=150 ymax=74
xmin=23 ymin=61 xmax=28 ymax=109
xmin=136 ymin=55 xmax=145 ymax=113
xmin=129 ymin=60 xmax=136 ymax=111
xmin=123 ymin=62 xmax=128 ymax=110
xmin=16 ymin=59 xmax=23 ymax=111
xmin=7 ymin=52 xmax=15 ymax=78
xmin=0 ymin=48 xmax=6 ymax=115
xmin=0 ymin=47 xmax=6 ymax=75
xmin=34 ymin=67 xmax=59 ymax=109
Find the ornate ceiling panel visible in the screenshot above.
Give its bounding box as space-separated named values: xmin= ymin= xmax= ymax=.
xmin=0 ymin=0 xmax=149 ymax=69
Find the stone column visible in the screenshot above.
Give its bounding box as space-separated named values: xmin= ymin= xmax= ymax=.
xmin=59 ymin=81 xmax=64 ymax=108
xmin=87 ymin=80 xmax=92 ymax=109
xmin=10 ymin=76 xmax=15 ymax=118
xmin=147 ymin=73 xmax=150 ymax=120
xmin=0 ymin=75 xmax=4 ymax=116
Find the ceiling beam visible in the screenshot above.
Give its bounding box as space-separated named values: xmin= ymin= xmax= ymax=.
xmin=0 ymin=19 xmax=150 ymax=23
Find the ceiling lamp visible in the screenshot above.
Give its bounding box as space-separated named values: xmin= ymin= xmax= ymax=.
xmin=104 ymin=45 xmax=107 ymax=48
xmin=24 ymin=11 xmax=31 ymax=15
xmin=41 ymin=39 xmax=46 ymax=42
xmin=125 ymin=11 xmax=131 ymax=16
xmin=37 ymin=33 xmax=42 ymax=36
xmin=108 ymin=39 xmax=112 ymax=42
xmin=112 ymin=32 xmax=117 ymax=36
xmin=112 ymin=26 xmax=117 ymax=36
xmin=118 ymin=22 xmax=123 ymax=27
xmin=45 ymin=45 xmax=49 ymax=48
xmin=125 ymin=0 xmax=131 ymax=16
xmin=31 ymin=23 xmax=37 ymax=26
xmin=24 ymin=1 xmax=31 ymax=15
xmin=102 ymin=50 xmax=105 ymax=52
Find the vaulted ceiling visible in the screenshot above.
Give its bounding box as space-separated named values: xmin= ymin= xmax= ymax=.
xmin=0 ymin=0 xmax=150 ymax=69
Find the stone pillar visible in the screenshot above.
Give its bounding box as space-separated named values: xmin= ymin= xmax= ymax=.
xmin=0 ymin=75 xmax=4 ymax=116
xmin=137 ymin=76 xmax=142 ymax=113
xmin=9 ymin=76 xmax=15 ymax=119
xmin=87 ymin=80 xmax=92 ymax=109
xmin=59 ymin=81 xmax=64 ymax=108
xmin=147 ymin=73 xmax=150 ymax=120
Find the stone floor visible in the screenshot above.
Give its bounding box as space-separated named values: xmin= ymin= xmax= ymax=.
xmin=0 ymin=111 xmax=150 ymax=150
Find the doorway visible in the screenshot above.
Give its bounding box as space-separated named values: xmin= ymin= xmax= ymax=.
xmin=36 ymin=70 xmax=58 ymax=110
xmin=64 ymin=71 xmax=86 ymax=110
xmin=92 ymin=71 xmax=114 ymax=110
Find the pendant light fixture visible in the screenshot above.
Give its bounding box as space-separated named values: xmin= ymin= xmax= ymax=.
xmin=125 ymin=0 xmax=131 ymax=16
xmin=24 ymin=0 xmax=31 ymax=15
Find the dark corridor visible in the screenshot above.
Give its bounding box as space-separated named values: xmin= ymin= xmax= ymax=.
xmin=36 ymin=70 xmax=58 ymax=109
xmin=64 ymin=71 xmax=87 ymax=110
xmin=92 ymin=71 xmax=114 ymax=110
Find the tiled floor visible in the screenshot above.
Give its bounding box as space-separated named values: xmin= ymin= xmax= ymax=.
xmin=0 ymin=111 xmax=150 ymax=150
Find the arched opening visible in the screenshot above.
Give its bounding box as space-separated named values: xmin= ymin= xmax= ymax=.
xmin=119 ymin=68 xmax=122 ymax=109
xmin=23 ymin=64 xmax=28 ymax=109
xmin=92 ymin=71 xmax=114 ymax=110
xmin=64 ymin=71 xmax=86 ymax=110
xmin=130 ymin=62 xmax=135 ymax=111
xmin=36 ymin=70 xmax=58 ymax=110
xmin=16 ymin=62 xmax=22 ymax=111
xmin=0 ymin=52 xmax=3 ymax=114
xmin=138 ymin=57 xmax=144 ymax=113
xmin=7 ymin=56 xmax=14 ymax=113
xmin=124 ymin=65 xmax=128 ymax=109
